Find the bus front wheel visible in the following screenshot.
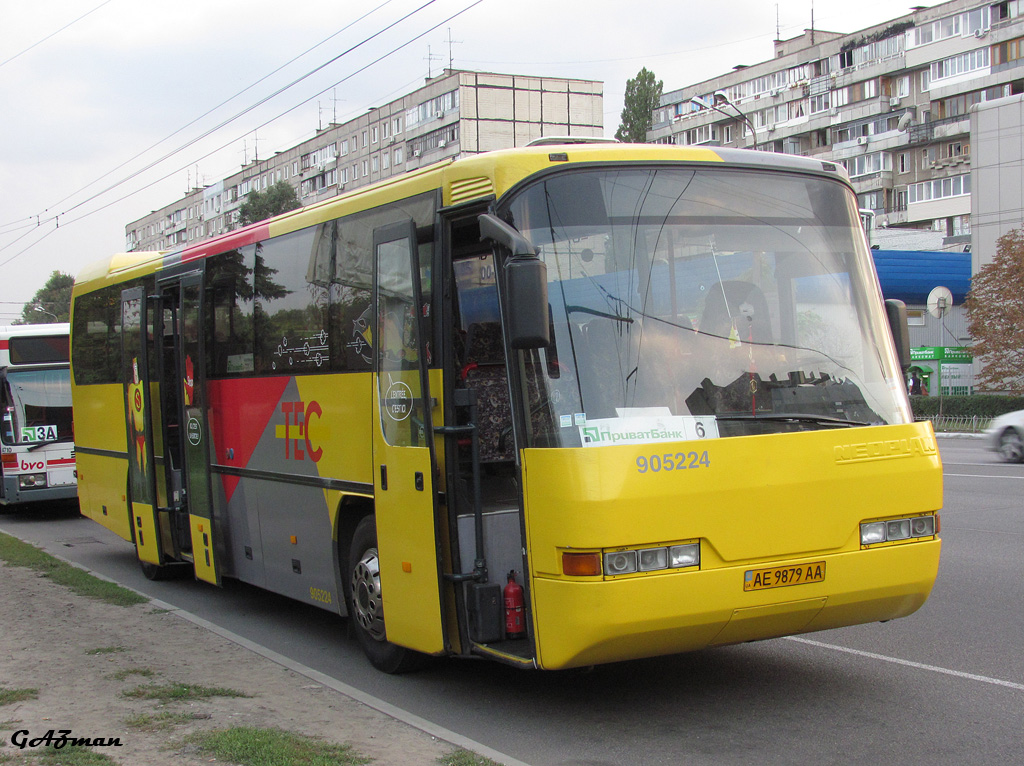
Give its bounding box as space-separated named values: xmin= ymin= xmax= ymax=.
xmin=347 ymin=515 xmax=425 ymax=673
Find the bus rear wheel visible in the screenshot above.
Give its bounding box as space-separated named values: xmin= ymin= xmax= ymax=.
xmin=348 ymin=515 xmax=426 ymax=673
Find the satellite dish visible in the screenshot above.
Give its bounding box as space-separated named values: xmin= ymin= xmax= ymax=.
xmin=897 ymin=112 xmax=913 ymax=132
xmin=927 ymin=285 xmax=953 ymax=318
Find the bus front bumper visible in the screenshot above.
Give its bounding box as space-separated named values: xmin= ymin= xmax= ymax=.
xmin=530 ymin=539 xmax=940 ymax=670
xmin=0 ymin=476 xmax=78 ymax=507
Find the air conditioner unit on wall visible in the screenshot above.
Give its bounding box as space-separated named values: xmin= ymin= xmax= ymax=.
xmin=857 ymin=136 xmax=869 ymax=145
xmin=890 ymin=97 xmax=901 ymax=107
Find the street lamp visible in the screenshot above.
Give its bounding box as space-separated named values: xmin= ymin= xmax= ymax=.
xmin=689 ymin=92 xmax=759 ymax=150
xmin=32 ymin=305 xmax=58 ymax=322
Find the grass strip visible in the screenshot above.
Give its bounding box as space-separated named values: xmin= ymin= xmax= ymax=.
xmin=0 ymin=532 xmax=146 ymax=607
xmin=437 ymin=750 xmax=504 ymax=766
xmin=122 ymin=682 xmax=249 ymax=704
xmin=188 ymin=726 xmax=370 ymax=766
xmin=0 ymin=687 xmax=38 ymax=707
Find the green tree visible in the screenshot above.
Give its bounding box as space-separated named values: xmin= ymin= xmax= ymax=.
xmin=965 ymin=228 xmax=1024 ymax=392
xmin=615 ymin=68 xmax=663 ymax=143
xmin=238 ymin=181 xmax=301 ymax=226
xmin=17 ymin=271 xmax=73 ymax=324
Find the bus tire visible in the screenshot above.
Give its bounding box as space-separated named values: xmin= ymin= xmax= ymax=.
xmin=139 ymin=559 xmax=174 ymax=581
xmin=348 ymin=515 xmax=426 ymax=673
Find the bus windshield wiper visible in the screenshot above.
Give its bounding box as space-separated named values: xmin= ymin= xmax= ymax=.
xmin=565 ymin=305 xmax=634 ymax=323
xmin=713 ymin=413 xmax=871 ymax=428
xmin=27 ymin=440 xmax=59 ymax=452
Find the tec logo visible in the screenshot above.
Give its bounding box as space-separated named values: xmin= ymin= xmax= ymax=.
xmin=277 ymin=400 xmax=323 ymax=462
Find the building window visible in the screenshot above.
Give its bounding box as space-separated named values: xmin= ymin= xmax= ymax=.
xmin=908 ymin=173 xmax=971 ymax=203
xmin=930 ymin=48 xmax=990 ymax=83
xmin=843 ymin=152 xmax=892 ymax=177
xmin=394 ymin=146 xmax=404 ymax=164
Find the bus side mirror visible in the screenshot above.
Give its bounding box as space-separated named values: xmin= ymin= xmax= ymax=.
xmin=885 ymin=299 xmax=911 ymax=370
xmin=478 ymin=214 xmax=550 ymax=349
xmin=506 ymin=257 xmax=549 ymax=349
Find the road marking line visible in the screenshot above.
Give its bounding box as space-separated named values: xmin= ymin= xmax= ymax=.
xmin=944 ymin=472 xmax=1024 ymax=479
xmin=785 ymin=636 xmax=1024 ymax=691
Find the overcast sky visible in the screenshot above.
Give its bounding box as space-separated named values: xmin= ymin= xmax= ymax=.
xmin=0 ymin=0 xmax=925 ymax=319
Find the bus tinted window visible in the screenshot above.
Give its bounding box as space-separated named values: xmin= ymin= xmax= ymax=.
xmin=207 ymin=248 xmax=256 ymax=376
xmin=71 ymin=286 xmax=122 ymax=385
xmin=9 ymin=335 xmax=69 ymax=364
xmin=254 ymin=227 xmax=330 ymax=374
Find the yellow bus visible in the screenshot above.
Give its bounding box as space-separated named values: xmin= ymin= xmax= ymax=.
xmin=70 ymin=143 xmax=941 ymax=672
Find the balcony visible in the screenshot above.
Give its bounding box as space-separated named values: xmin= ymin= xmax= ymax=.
xmin=907 ymin=115 xmax=970 ymax=145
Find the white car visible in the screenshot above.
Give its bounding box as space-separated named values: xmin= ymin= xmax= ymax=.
xmin=986 ymin=409 xmax=1024 ymax=462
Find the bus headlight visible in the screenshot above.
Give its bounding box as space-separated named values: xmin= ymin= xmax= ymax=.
xmin=886 ymin=519 xmax=911 ymax=541
xmin=604 ymin=550 xmax=637 ymax=575
xmin=598 ymin=542 xmax=700 ymax=577
xmin=861 ymin=515 xmax=937 ymax=545
xmin=19 ymin=473 xmax=47 ymax=489
xmin=910 ymin=516 xmax=935 ymax=537
xmin=860 ymin=522 xmax=886 ymax=545
xmin=669 ymin=543 xmax=700 ymax=568
xmin=638 ymin=547 xmax=668 ymax=571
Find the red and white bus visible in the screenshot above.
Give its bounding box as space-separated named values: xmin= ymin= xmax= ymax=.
xmin=0 ymin=324 xmax=77 ymax=508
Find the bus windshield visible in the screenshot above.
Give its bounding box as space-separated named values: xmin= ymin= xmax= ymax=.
xmin=2 ymin=369 xmax=74 ymax=445
xmin=501 ymin=165 xmax=909 ymax=447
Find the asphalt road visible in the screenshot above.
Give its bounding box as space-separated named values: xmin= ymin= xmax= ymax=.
xmin=2 ymin=435 xmax=1022 ymax=766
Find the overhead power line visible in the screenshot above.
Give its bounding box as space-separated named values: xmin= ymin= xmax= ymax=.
xmin=37 ymin=0 xmax=401 ymax=219
xmin=0 ymin=0 xmax=485 ymax=268
xmin=0 ymin=0 xmax=115 ymax=70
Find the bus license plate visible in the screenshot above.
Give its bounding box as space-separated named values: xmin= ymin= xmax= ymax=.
xmin=744 ymin=561 xmax=826 ymax=592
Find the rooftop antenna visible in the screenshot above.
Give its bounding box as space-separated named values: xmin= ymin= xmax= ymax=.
xmin=775 ymin=4 xmax=780 ymax=41
xmin=252 ymin=130 xmax=264 ymax=163
xmin=425 ymin=45 xmax=442 ymax=79
xmin=444 ymin=27 xmax=462 ymax=70
xmin=810 ymin=0 xmax=815 ymax=45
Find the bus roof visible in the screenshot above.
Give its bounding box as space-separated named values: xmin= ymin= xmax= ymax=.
xmin=73 ymin=144 xmax=852 ymax=295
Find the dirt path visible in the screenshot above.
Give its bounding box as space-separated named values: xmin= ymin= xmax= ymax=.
xmin=0 ymin=560 xmax=455 ymax=764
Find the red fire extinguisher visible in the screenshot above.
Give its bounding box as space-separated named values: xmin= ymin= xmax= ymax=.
xmin=504 ymin=569 xmax=525 ymax=639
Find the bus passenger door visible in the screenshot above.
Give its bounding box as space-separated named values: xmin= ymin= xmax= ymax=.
xmin=120 ymin=287 xmax=162 ymax=565
xmin=371 ymin=221 xmax=445 ymax=654
xmin=177 ymin=274 xmax=221 ymax=585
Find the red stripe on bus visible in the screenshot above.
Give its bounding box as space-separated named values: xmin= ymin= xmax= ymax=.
xmin=0 ymin=340 xmax=8 ymax=350
xmin=46 ymin=458 xmax=76 ymax=466
xmin=179 ymin=222 xmax=272 ymax=263
xmin=208 ymin=376 xmax=290 ymax=503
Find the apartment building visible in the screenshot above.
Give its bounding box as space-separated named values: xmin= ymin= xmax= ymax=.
xmin=126 ymin=70 xmax=603 ymax=252
xmin=649 ymin=0 xmax=1024 ymax=251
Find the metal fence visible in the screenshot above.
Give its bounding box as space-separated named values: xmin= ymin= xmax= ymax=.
xmin=916 ymin=415 xmax=992 ymax=433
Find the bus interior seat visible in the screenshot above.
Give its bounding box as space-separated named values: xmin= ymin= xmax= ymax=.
xmin=462 ymin=322 xmax=513 ymax=462
xmin=700 ymin=281 xmax=772 ymax=344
